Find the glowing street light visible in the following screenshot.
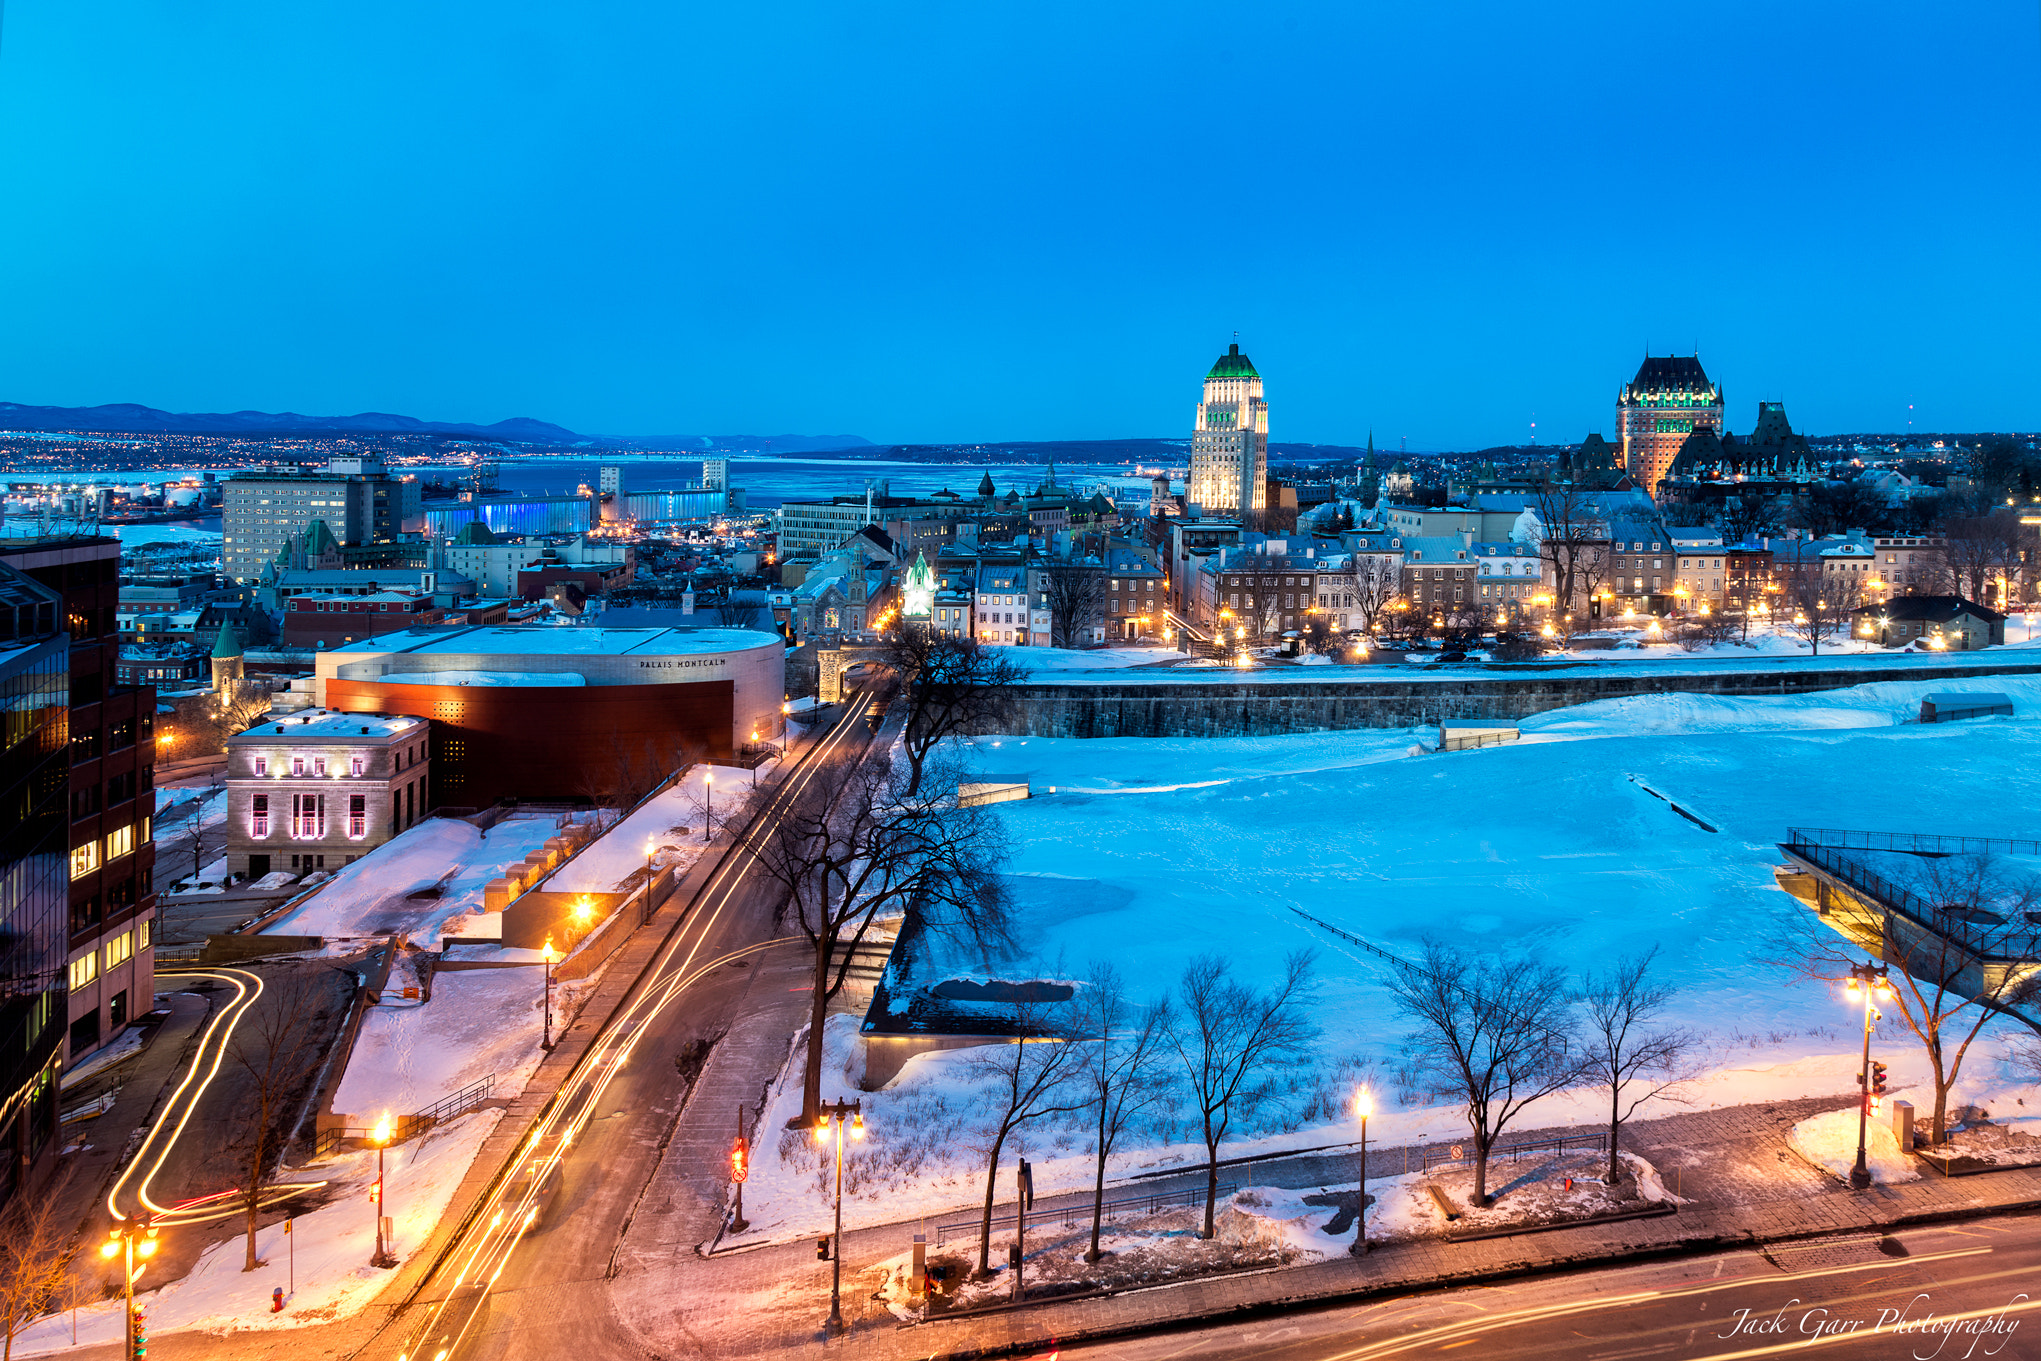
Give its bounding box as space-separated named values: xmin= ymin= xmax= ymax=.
xmin=1843 ymin=962 xmax=1893 ymax=1189
xmin=1350 ymin=1088 xmax=1373 ymax=1256
xmin=369 ymin=1114 xmax=397 ymax=1268
xmin=813 ymin=1099 xmax=867 ymax=1333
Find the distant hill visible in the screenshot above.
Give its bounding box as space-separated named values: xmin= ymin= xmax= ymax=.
xmin=0 ymin=400 xmax=587 ymax=442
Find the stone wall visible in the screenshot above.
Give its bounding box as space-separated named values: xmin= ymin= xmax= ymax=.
xmin=996 ymin=662 xmax=2041 ymax=739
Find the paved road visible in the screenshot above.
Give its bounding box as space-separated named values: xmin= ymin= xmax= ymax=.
xmin=1055 ymin=1214 xmax=2041 ymax=1361
xmin=359 ymin=683 xmax=883 ymax=1361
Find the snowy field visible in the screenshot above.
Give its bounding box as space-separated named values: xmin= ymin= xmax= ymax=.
xmin=734 ymin=670 xmax=2041 ymax=1240
xmin=328 ymin=966 xmax=571 ymax=1121
xmin=264 ymin=814 xmax=567 ymax=948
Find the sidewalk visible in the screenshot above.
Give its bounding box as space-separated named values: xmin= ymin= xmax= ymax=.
xmin=655 ymin=1093 xmax=2041 ymax=1360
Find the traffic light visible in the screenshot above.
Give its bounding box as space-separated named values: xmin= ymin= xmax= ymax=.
xmin=816 ymin=1237 xmax=830 ymax=1261
xmin=1872 ymin=1061 xmax=1889 ymax=1097
xmin=369 ymin=1179 xmax=382 ymax=1205
xmin=731 ymin=1136 xmax=749 ymax=1184
xmin=131 ymin=1306 xmax=148 ymax=1358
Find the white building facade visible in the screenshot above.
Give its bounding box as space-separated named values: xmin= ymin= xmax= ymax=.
xmin=1185 ymin=344 xmax=1269 ymax=515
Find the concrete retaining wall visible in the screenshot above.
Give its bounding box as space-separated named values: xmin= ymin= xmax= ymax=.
xmin=996 ymin=661 xmax=2041 ymax=738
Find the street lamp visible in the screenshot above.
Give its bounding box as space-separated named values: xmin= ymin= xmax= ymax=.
xmin=541 ymin=936 xmax=557 ymax=1050
xmin=814 ymin=1099 xmax=866 ymax=1333
xmin=101 ymin=1218 xmax=159 ymax=1357
xmin=1350 ymin=1088 xmax=1372 ymax=1256
xmin=702 ymin=769 xmax=714 ymax=843
xmin=369 ymin=1114 xmax=396 ymax=1267
xmin=1844 ymin=962 xmax=1892 ymax=1189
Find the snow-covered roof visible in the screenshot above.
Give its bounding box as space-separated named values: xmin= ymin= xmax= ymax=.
xmin=378 ymin=670 xmax=588 ymax=687
xmin=325 ymin=625 xmax=781 ymax=658
xmin=231 ymin=709 xmax=425 ymax=742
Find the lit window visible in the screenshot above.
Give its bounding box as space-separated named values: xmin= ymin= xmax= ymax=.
xmin=252 ymin=793 xmax=270 ymax=838
xmin=254 ymin=757 xmax=267 ymax=776
xmin=314 ymin=757 xmax=327 ymax=777
xmin=105 ymin=932 xmax=133 ymax=970
xmin=69 ymin=953 xmax=97 ymax=989
xmin=292 ymin=756 xmax=305 ymax=776
xmin=138 ymin=917 xmax=152 ymax=952
xmin=106 ymin=824 xmax=134 ymax=860
xmin=71 ymin=842 xmax=99 ymax=880
xmin=350 ymin=757 xmax=364 ymax=777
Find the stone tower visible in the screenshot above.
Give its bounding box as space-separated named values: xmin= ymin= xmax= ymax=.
xmin=210 ymin=623 xmax=244 ymax=699
xmin=1186 ymin=343 xmax=1268 ymax=515
xmin=1617 ymin=355 xmax=1723 ymax=493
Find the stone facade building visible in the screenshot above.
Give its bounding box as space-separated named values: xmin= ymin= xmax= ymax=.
xmin=225 ymin=710 xmax=432 ymax=880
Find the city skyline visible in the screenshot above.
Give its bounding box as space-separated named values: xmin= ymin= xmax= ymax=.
xmin=0 ymin=3 xmax=2035 ymax=449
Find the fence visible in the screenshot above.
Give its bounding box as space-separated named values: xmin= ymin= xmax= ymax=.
xmin=310 ymin=1074 xmax=495 ymax=1158
xmin=1783 ymin=838 xmax=2041 ymax=958
xmin=1439 ymin=729 xmax=1518 ymax=752
xmin=934 ymin=1182 xmax=1238 ymax=1248
xmin=1786 ymin=828 xmax=2041 ymax=859
xmin=1419 ymin=1131 xmax=1606 ymax=1174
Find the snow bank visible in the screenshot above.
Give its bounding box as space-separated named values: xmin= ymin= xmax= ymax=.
xmin=12 ymin=1111 xmax=498 ymax=1353
xmin=265 ymin=815 xmax=565 ymax=947
xmin=330 ymin=967 xmax=562 ymax=1119
xmin=1788 ymin=1107 xmax=1919 ymax=1183
xmin=1006 ymin=646 xmax=1185 ymax=674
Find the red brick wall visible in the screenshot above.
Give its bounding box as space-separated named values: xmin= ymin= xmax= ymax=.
xmin=324 ymin=679 xmax=734 ymax=809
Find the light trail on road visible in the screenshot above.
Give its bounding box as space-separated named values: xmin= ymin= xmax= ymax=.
xmin=378 ymin=685 xmax=880 ymax=1361
xmin=106 ymin=965 xmax=266 ymax=1223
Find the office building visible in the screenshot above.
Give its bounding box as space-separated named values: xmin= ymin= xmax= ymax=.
xmin=221 ymin=455 xmax=422 ymax=583
xmin=1186 ymin=344 xmax=1269 ymax=515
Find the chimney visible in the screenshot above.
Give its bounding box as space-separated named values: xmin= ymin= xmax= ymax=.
xmin=1460 ymin=529 xmax=1474 ymax=550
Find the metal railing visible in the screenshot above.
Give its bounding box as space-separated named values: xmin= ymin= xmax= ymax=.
xmin=1440 ymin=730 xmax=1516 ymax=752
xmin=310 ymin=1074 xmax=495 ymax=1158
xmin=1786 ymin=828 xmax=2041 ymax=859
xmin=1781 ymin=840 xmax=2041 ymax=961
xmin=1420 ymin=1131 xmax=1606 ymax=1173
xmin=934 ymin=1182 xmax=1238 ymax=1247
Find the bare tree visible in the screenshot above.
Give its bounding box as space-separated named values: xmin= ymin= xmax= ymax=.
xmin=1390 ymin=941 xmax=1575 ymax=1207
xmin=225 ymin=972 xmax=330 ymax=1271
xmin=1941 ymin=511 xmax=2032 ymax=607
xmin=1075 ymin=964 xmax=1173 ymax=1262
xmin=1528 ymin=481 xmax=1611 ymax=641
xmin=575 ymin=734 xmax=683 ymax=831
xmin=1781 ymin=571 xmax=1864 ymax=656
xmin=1574 ymin=949 xmax=1701 ymax=1187
xmin=1774 ymin=853 xmax=2041 ymax=1144
xmin=1171 ymin=952 xmax=1317 ymax=1239
xmin=1041 ymin=559 xmax=1106 ymax=649
xmin=0 ymin=1168 xmax=75 ymax=1361
xmin=877 ymin=627 xmax=1025 ymax=796
xmin=969 ymin=998 xmax=1086 ymax=1277
xmin=1329 ymin=554 xmax=1401 ymax=637
xmin=752 ymin=748 xmax=1013 ymax=1123
xmin=164 ymin=772 xmax=226 ymax=882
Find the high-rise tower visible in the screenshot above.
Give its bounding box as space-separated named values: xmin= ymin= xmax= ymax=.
xmin=1616 ymin=355 xmax=1723 ymax=492
xmin=1186 ymin=343 xmax=1268 ymax=515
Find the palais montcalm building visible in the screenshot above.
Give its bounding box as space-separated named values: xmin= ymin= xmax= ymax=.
xmin=1186 ymin=344 xmax=1269 ymax=515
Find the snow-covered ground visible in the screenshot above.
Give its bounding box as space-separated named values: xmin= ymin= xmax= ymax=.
xmin=548 ymin=760 xmax=776 ymax=896
xmin=329 ymin=964 xmax=589 ymax=1121
xmin=1005 ymin=645 xmax=1185 ymax=673
xmin=13 ymin=1110 xmax=497 ymax=1354
xmin=733 ymin=670 xmax=2041 ymax=1240
xmin=263 ymin=814 xmax=567 ymax=949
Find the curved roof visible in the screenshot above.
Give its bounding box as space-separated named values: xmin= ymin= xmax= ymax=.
xmin=211 ymin=624 xmax=243 ymax=659
xmin=1207 ymin=343 xmax=1259 ymax=380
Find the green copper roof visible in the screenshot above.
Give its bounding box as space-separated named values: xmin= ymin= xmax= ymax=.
xmin=211 ymin=624 xmax=243 ymax=659
xmin=453 ymin=519 xmax=498 ymax=545
xmin=1206 ymin=343 xmax=1259 ymax=380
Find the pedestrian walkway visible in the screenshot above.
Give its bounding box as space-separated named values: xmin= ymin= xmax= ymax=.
xmin=655 ymin=1092 xmax=2041 ymax=1360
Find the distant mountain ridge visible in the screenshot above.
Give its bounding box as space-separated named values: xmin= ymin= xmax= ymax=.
xmin=0 ymin=400 xmax=585 ymax=442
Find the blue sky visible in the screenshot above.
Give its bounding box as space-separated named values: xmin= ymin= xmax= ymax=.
xmin=1 ymin=2 xmax=2035 ymax=448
